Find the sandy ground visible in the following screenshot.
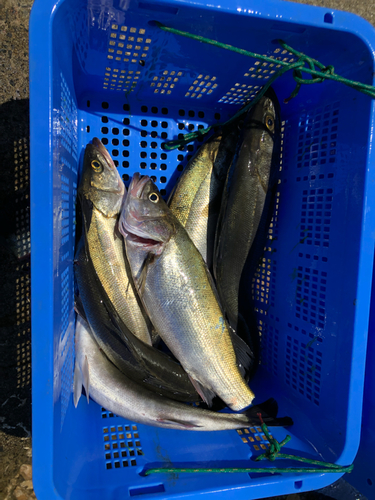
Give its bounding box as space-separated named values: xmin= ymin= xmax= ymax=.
xmin=0 ymin=0 xmax=373 ymax=499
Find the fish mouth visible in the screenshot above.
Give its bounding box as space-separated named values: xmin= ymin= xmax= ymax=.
xmin=119 ymin=173 xmax=165 ymax=251
xmin=129 ymin=172 xmax=150 ymax=199
xmin=92 ymin=137 xmax=117 ymax=171
xmin=91 ymin=137 xmax=125 ymax=195
xmin=124 ymin=230 xmax=161 ymax=248
xmin=120 ymin=218 xmax=163 ymax=250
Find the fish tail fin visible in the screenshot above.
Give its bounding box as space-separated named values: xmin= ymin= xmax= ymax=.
xmin=243 ymin=398 xmax=294 ymax=427
xmin=235 ymin=312 xmax=261 ymax=381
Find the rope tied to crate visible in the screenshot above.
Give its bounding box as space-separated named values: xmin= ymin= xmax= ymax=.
xmin=254 ymin=412 xmax=291 ymax=461
xmin=153 ymin=21 xmax=375 ymax=150
xmin=144 ymin=413 xmax=354 ymax=476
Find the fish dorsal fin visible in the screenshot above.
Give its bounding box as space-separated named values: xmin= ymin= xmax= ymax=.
xmin=83 ymin=355 xmax=90 ymax=404
xmin=73 ymin=358 xmax=83 ymax=408
xmin=73 ymin=355 xmax=90 ymax=407
xmin=74 ymin=293 xmax=87 ymax=322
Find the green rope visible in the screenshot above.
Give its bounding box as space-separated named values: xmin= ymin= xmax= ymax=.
xmin=154 ymin=21 xmax=375 ymax=150
xmin=144 ymin=415 xmax=353 ymax=476
xmin=145 ymin=465 xmax=353 ymax=475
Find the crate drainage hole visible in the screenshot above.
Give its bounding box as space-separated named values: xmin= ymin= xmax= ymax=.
xmin=102 ymin=413 xmax=143 ymax=470
xmin=295 ymin=480 xmax=303 ymax=489
xmin=129 ymin=484 xmax=165 ymax=497
xmin=367 ymin=478 xmax=373 ymax=486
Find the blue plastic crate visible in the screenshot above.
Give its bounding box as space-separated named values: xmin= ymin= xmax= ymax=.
xmin=30 ymin=1 xmax=375 ymax=499
xmin=346 ymin=252 xmax=375 ymax=498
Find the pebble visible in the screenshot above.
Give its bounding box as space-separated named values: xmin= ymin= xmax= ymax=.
xmin=13 ymin=486 xmax=29 ymax=500
xmin=19 ymin=464 xmax=32 ymax=481
xmin=20 ymin=481 xmax=33 ymax=490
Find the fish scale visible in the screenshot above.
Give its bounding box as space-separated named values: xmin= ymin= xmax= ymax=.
xmin=86 ymin=209 xmax=151 ymax=345
xmin=78 ymin=139 xmax=153 ymax=347
xmin=77 ymin=139 xmax=200 ymax=401
xmin=169 ymin=129 xmax=238 ymax=271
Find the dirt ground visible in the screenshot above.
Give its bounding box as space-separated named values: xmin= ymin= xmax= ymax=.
xmin=0 ymin=0 xmax=33 ymax=498
xmin=0 ymin=0 xmax=373 ymax=499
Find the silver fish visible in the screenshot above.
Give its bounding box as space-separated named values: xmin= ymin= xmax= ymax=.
xmin=78 ymin=137 xmax=152 ymax=346
xmin=214 ymin=89 xmax=281 ymax=333
xmin=119 ymin=173 xmax=256 ymax=412
xmin=74 ymin=235 xmax=199 ymax=402
xmin=168 ymin=129 xmax=237 ymax=271
xmin=74 ymin=315 xmax=293 ymax=430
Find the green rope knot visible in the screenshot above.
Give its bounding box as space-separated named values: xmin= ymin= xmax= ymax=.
xmin=260 ymin=435 xmax=281 ymax=461
xmin=144 ymin=409 xmax=353 ymax=476
xmin=279 ymin=39 xmax=337 ymax=102
xmin=294 ymin=63 xmax=335 ymax=85
xmin=154 ymin=23 xmax=375 ymax=150
xmin=254 ymin=413 xmax=292 ymax=462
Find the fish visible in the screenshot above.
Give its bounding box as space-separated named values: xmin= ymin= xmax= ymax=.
xmin=213 ymin=89 xmax=281 ymax=335
xmin=168 ymin=129 xmax=255 ymax=381
xmin=74 ymin=235 xmax=200 ymax=402
xmin=119 ymin=173 xmax=256 ymax=412
xmin=78 ymin=137 xmax=152 ymax=346
xmin=168 ymin=128 xmax=238 ymax=271
xmin=74 ymin=314 xmax=293 ymax=430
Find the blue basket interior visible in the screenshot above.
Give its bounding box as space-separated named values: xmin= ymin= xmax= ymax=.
xmin=30 ymin=0 xmax=375 ymax=499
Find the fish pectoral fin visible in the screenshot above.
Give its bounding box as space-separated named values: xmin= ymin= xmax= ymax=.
xmin=187 ymin=375 xmax=216 ymax=408
xmin=156 ymin=418 xmax=202 ymax=429
xmin=136 ymin=256 xmax=150 ymax=297
xmin=73 ymin=359 xmax=83 ymax=408
xmin=83 ymin=355 xmax=90 ymax=404
xmin=255 ymin=167 xmax=268 ymax=194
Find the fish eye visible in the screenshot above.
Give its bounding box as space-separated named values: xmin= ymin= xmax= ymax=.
xmin=265 ymin=115 xmax=274 ymax=132
xmin=91 ymin=160 xmax=103 ymax=172
xmin=149 ymin=192 xmax=159 ymax=203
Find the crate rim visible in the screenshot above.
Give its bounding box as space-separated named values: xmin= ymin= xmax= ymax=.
xmin=30 ymin=0 xmax=375 ymax=498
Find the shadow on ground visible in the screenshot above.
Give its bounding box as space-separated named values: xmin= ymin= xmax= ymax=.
xmin=0 ymin=98 xmax=31 ymax=439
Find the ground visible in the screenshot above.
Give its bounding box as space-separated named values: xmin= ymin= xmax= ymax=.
xmin=0 ymin=0 xmax=373 ymax=498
